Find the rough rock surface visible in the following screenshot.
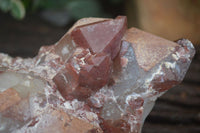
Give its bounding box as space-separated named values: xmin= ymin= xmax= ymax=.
xmin=0 ymin=16 xmax=195 ymax=133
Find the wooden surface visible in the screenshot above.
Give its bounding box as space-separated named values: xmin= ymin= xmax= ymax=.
xmin=143 ymin=82 xmax=200 ymax=133
xmin=0 ymin=13 xmax=199 ymax=133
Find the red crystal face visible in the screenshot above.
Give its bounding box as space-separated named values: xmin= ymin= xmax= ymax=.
xmin=123 ymin=28 xmax=178 ymax=71
xmin=0 ymin=16 xmax=195 ymax=133
xmin=71 ymin=16 xmax=127 ymax=59
xmin=53 ymin=49 xmax=112 ymax=100
xmin=53 ymin=16 xmax=127 ymax=100
xmin=79 ymin=52 xmax=112 ymax=89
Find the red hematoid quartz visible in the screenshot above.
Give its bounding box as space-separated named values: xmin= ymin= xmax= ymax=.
xmin=0 ymin=16 xmax=195 ymax=133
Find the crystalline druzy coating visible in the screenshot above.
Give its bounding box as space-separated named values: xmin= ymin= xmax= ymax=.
xmin=0 ymin=16 xmax=195 ymax=133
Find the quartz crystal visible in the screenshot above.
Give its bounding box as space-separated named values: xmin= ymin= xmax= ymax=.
xmin=0 ymin=16 xmax=195 ymax=133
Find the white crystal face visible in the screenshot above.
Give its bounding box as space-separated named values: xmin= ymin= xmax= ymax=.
xmin=0 ymin=71 xmax=46 ymax=133
xmin=0 ymin=72 xmax=22 ymax=92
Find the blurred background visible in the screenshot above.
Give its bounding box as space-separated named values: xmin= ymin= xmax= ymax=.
xmin=0 ymin=0 xmax=199 ymax=132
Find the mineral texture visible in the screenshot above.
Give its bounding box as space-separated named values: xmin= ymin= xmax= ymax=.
xmin=0 ymin=16 xmax=195 ymax=133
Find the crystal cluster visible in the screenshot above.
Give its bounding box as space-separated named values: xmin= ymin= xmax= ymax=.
xmin=0 ymin=16 xmax=195 ymax=133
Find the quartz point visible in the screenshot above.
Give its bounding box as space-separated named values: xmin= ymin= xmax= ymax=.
xmin=0 ymin=16 xmax=195 ymax=133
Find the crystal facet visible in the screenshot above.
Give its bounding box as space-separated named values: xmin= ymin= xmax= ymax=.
xmin=0 ymin=16 xmax=195 ymax=133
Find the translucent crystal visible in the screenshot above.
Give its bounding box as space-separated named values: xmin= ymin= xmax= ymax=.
xmin=0 ymin=16 xmax=195 ymax=133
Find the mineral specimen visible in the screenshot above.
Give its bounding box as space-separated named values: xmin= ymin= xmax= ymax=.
xmin=0 ymin=16 xmax=195 ymax=133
